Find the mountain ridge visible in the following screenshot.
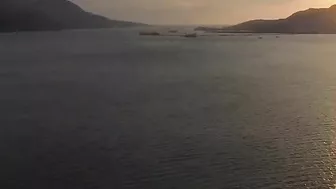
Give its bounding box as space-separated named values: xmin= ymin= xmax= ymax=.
xmin=0 ymin=0 xmax=142 ymax=32
xmin=196 ymin=4 xmax=336 ymax=34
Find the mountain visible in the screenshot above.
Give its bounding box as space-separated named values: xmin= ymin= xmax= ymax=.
xmin=0 ymin=0 xmax=142 ymax=32
xmin=196 ymin=5 xmax=336 ymax=34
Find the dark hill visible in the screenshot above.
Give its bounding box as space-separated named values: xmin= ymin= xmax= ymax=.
xmin=227 ymin=5 xmax=336 ymax=33
xmin=196 ymin=5 xmax=336 ymax=34
xmin=0 ymin=0 xmax=141 ymax=32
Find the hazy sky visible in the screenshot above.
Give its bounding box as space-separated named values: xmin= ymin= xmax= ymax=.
xmin=70 ymin=0 xmax=336 ymax=25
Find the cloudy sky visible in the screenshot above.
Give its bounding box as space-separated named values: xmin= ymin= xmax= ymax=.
xmin=70 ymin=0 xmax=336 ymax=25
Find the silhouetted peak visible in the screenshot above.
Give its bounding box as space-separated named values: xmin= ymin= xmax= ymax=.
xmin=330 ymin=4 xmax=336 ymax=9
xmin=329 ymin=4 xmax=336 ymax=11
xmin=0 ymin=0 xmax=141 ymax=32
xmin=218 ymin=4 xmax=336 ymax=34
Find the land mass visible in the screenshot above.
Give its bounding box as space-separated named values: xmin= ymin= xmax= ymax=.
xmin=0 ymin=0 xmax=142 ymax=32
xmin=196 ymin=5 xmax=336 ymax=34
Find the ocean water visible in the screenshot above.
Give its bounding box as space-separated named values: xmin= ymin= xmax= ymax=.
xmin=1 ymin=29 xmax=336 ymax=189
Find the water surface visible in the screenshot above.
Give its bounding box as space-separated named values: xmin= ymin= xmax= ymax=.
xmin=1 ymin=29 xmax=336 ymax=189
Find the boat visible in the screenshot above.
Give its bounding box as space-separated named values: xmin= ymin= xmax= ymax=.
xmin=184 ymin=33 xmax=197 ymax=38
xmin=169 ymin=30 xmax=178 ymax=33
xmin=139 ymin=31 xmax=160 ymax=36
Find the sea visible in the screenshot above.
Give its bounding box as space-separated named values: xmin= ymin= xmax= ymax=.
xmin=1 ymin=27 xmax=336 ymax=189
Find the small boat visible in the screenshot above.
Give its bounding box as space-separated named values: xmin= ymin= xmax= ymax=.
xmin=276 ymin=36 xmax=280 ymax=38
xmin=184 ymin=33 xmax=197 ymax=38
xmin=139 ymin=31 xmax=160 ymax=36
xmin=169 ymin=30 xmax=178 ymax=33
xmin=258 ymin=36 xmax=263 ymax=39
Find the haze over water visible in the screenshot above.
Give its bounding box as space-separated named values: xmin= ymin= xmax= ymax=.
xmin=1 ymin=29 xmax=336 ymax=188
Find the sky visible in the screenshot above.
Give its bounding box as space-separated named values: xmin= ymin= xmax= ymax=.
xmin=70 ymin=0 xmax=336 ymax=25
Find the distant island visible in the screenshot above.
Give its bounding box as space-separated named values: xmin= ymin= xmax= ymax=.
xmin=196 ymin=5 xmax=336 ymax=34
xmin=0 ymin=0 xmax=142 ymax=32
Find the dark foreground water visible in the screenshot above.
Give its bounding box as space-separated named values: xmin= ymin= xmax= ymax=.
xmin=1 ymin=29 xmax=336 ymax=189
